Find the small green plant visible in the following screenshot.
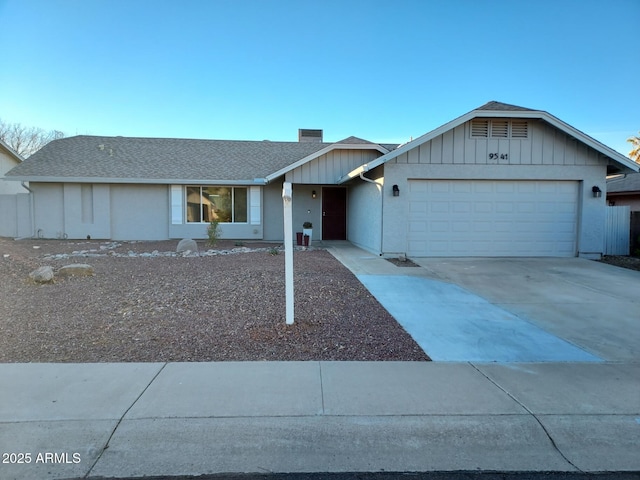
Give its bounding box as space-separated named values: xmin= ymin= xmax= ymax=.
xmin=269 ymin=247 xmax=279 ymax=255
xmin=303 ymin=221 xmax=312 ymax=229
xmin=207 ymin=219 xmax=220 ymax=246
xmin=234 ymin=241 xmax=245 ymax=247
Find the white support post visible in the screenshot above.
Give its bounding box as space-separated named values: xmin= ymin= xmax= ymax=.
xmin=282 ymin=182 xmax=294 ymax=325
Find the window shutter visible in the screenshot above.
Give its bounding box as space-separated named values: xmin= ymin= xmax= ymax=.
xmin=511 ymin=120 xmax=528 ymax=138
xmin=490 ymin=120 xmax=509 ymax=138
xmin=170 ymin=185 xmax=183 ymax=224
xmin=250 ymin=186 xmax=261 ymax=225
xmin=471 ymin=119 xmax=489 ymax=137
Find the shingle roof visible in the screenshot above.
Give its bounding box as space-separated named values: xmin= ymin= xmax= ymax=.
xmin=6 ymin=135 xmax=334 ymax=182
xmin=335 ymin=136 xmax=375 ymax=144
xmin=607 ymin=172 xmax=640 ymax=193
xmin=475 ymin=101 xmax=535 ymax=112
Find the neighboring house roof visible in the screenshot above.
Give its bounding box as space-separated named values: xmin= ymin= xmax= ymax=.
xmin=6 ymin=135 xmax=389 ymax=185
xmin=338 ymin=101 xmax=639 ymax=183
xmin=607 ymin=173 xmax=640 ymax=195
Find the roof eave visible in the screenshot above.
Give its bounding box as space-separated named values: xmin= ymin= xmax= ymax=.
xmin=606 ymin=190 xmax=640 ymax=196
xmin=4 ymin=176 xmax=267 ymax=185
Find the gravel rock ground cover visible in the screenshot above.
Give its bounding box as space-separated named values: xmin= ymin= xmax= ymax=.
xmin=0 ymin=238 xmax=429 ymax=362
xmin=598 ymin=255 xmax=640 ymax=272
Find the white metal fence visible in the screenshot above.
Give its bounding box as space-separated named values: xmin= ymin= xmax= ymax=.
xmin=604 ymin=206 xmax=630 ymax=255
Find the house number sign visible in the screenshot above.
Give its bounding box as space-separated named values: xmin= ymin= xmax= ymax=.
xmin=489 ymin=153 xmax=509 ymax=160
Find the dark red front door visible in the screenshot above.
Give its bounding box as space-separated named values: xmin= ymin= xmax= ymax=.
xmin=322 ymin=187 xmax=346 ymax=240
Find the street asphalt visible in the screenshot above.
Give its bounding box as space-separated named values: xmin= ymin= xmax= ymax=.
xmin=0 ymin=242 xmax=638 ymax=479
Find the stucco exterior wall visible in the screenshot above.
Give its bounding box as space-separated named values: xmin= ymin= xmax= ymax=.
xmin=262 ymin=181 xmax=326 ymax=242
xmin=62 ymin=184 xmax=111 ymax=239
xmin=32 ymin=183 xmax=64 ymax=238
xmin=607 ymin=194 xmax=640 ymax=211
xmin=291 ymin=184 xmax=322 ymax=242
xmin=262 ymin=181 xmax=284 ymax=241
xmin=0 ymin=148 xmax=27 ymax=194
xmin=382 ymin=118 xmax=611 ymax=257
xmin=110 ymin=184 xmax=168 ymax=240
xmin=346 ymin=166 xmax=383 ymax=253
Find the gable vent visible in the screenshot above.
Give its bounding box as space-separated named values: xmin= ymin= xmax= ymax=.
xmin=471 ymin=119 xmax=529 ymax=139
xmin=471 ymin=119 xmax=489 ymax=137
xmin=511 ymin=120 xmax=528 ymax=138
xmin=298 ymin=129 xmax=323 ymax=143
xmin=490 ymin=120 xmax=509 ymax=138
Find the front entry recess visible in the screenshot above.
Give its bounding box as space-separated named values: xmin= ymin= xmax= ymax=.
xmin=322 ymin=187 xmax=347 ymax=240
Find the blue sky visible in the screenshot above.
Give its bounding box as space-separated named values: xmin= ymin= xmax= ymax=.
xmin=0 ymin=0 xmax=638 ymax=156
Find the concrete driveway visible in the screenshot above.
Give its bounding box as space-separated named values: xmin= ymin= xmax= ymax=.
xmin=410 ymin=257 xmax=640 ymax=362
xmin=329 ymin=244 xmax=640 ymax=362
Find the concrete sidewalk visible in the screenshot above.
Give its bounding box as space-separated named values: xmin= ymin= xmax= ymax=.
xmin=1 ymin=361 xmax=639 ymax=479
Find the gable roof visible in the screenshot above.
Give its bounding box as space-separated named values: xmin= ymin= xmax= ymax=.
xmin=5 ymin=134 xmax=393 ymax=185
xmin=607 ymin=173 xmax=640 ymax=194
xmin=338 ymin=101 xmax=639 ymax=182
xmin=474 ymin=101 xmax=535 ymax=112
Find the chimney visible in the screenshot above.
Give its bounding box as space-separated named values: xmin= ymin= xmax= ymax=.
xmin=298 ymin=129 xmax=323 ymax=143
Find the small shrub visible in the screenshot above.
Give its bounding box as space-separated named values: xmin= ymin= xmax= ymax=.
xmin=269 ymin=247 xmax=279 ymax=256
xmin=303 ymin=221 xmax=312 ymax=229
xmin=207 ymin=219 xmax=220 ymax=246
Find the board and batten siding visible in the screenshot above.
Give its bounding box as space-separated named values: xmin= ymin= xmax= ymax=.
xmin=287 ymin=149 xmax=382 ymax=184
xmin=390 ymin=119 xmax=605 ymax=167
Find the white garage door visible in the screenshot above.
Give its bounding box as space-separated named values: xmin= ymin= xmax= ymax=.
xmin=407 ymin=180 xmax=578 ymax=257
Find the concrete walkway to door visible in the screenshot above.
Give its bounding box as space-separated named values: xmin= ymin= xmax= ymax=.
xmin=326 ymin=242 xmax=640 ymax=363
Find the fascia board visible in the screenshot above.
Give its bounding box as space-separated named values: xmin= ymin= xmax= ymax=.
xmin=606 ymin=190 xmax=640 ymax=196
xmin=4 ymin=176 xmax=263 ymax=185
xmin=265 ymin=143 xmax=389 ymax=183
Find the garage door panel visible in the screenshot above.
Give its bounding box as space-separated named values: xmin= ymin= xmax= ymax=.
xmin=454 ymin=183 xmax=473 ymax=193
xmin=430 ymin=202 xmax=449 ymax=213
xmin=407 ymin=180 xmax=578 ymax=257
xmin=474 ymin=202 xmax=492 ymax=213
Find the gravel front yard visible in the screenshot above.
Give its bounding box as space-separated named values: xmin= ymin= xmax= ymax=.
xmin=0 ymin=238 xmax=429 ymax=362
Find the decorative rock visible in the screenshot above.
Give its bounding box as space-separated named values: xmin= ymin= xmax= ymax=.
xmin=176 ymin=238 xmax=198 ymax=254
xmin=58 ymin=264 xmax=94 ymax=277
xmin=29 ymin=266 xmax=55 ymax=283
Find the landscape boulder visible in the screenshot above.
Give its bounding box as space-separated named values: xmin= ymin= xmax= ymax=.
xmin=58 ymin=264 xmax=95 ymax=277
xmin=29 ymin=266 xmax=55 ymax=284
xmin=176 ymin=238 xmax=198 ymax=254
